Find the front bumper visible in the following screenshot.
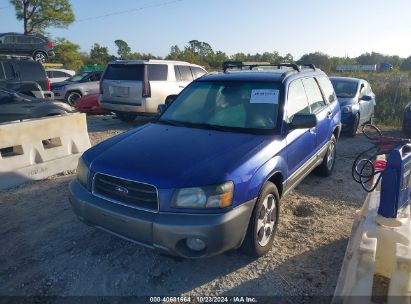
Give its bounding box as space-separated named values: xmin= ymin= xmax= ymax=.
xmin=340 ymin=112 xmax=356 ymax=131
xmin=68 ymin=179 xmax=255 ymax=258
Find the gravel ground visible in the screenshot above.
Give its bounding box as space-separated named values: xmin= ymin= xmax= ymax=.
xmin=0 ymin=114 xmax=395 ymax=298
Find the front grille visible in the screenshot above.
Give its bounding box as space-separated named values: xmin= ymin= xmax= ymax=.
xmin=93 ymin=173 xmax=158 ymax=212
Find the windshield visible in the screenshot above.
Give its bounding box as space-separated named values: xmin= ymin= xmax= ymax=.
xmin=159 ymin=81 xmax=281 ymax=132
xmin=67 ymin=72 xmax=90 ymax=82
xmin=330 ymin=79 xmax=359 ymax=98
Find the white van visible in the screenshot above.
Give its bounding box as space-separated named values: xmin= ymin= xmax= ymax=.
xmin=99 ymin=59 xmax=207 ymax=121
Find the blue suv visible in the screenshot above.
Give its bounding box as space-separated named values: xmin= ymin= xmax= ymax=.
xmin=69 ymin=63 xmax=341 ymax=258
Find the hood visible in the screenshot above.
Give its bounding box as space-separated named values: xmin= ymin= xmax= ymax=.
xmin=337 ymin=97 xmax=357 ymax=107
xmin=88 ymin=123 xmax=278 ymax=189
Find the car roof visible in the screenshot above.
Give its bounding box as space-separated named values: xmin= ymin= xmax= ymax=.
xmin=329 ymin=76 xmax=365 ymax=83
xmin=199 ymin=69 xmax=326 ymax=83
xmin=108 ymin=59 xmax=204 ymax=68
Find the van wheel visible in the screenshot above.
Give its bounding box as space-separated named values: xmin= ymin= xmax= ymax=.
xmin=116 ymin=112 xmax=137 ymax=122
xmin=316 ymin=134 xmax=336 ymax=177
xmin=241 ymin=182 xmax=279 ymax=257
xmin=33 ymin=51 xmax=47 ymax=63
xmin=66 ymin=91 xmax=82 ymax=106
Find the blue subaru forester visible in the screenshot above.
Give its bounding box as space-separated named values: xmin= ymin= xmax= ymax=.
xmin=69 ymin=63 xmax=341 ymax=258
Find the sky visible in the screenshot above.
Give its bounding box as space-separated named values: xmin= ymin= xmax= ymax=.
xmin=1 ymin=0 xmax=411 ymax=59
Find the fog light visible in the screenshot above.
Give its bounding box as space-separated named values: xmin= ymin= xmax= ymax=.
xmin=185 ymin=238 xmax=206 ymax=251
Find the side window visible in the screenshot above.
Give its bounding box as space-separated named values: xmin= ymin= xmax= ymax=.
xmin=148 ymin=64 xmax=168 ymax=81
xmin=286 ymin=79 xmax=310 ymax=122
xmin=365 ymin=82 xmax=372 ymax=95
xmin=2 ymin=62 xmax=14 ymax=80
xmin=359 ymin=83 xmax=366 ymax=96
xmin=302 ymin=78 xmax=327 ymax=114
xmin=16 ymin=36 xmax=31 ymax=44
xmin=317 ymin=76 xmax=336 ymax=104
xmin=4 ymin=35 xmax=15 ymax=44
xmin=54 ymin=71 xmax=67 ymax=78
xmin=0 ymin=63 xmax=6 ymax=80
xmin=191 ymin=66 xmax=206 ymax=79
xmin=0 ymin=36 xmax=5 ymax=44
xmin=46 ymin=71 xmax=53 ymax=78
xmin=175 ymin=65 xmax=193 ymax=82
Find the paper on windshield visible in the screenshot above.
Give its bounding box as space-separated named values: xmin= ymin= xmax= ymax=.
xmin=250 ymin=89 xmax=279 ymax=104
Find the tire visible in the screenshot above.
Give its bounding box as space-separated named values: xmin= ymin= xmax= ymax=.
xmin=33 ymin=51 xmax=47 ymax=63
xmin=116 ymin=112 xmax=137 ymax=122
xmin=348 ymin=114 xmax=359 ymax=137
xmin=315 ymin=134 xmax=337 ymax=177
xmin=66 ymin=91 xmax=82 ymax=106
xmin=241 ymin=182 xmax=280 ymax=257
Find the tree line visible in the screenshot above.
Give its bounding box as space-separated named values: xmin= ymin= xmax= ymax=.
xmin=9 ymin=0 xmax=411 ymax=72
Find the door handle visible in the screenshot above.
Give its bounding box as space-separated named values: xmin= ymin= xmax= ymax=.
xmin=327 ymin=111 xmax=332 ymax=119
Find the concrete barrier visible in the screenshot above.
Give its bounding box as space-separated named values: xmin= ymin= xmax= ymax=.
xmin=0 ymin=113 xmax=91 ymax=190
xmin=333 ymin=177 xmax=411 ymax=302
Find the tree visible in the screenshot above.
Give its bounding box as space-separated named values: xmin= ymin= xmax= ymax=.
xmin=51 ymin=38 xmax=83 ymax=71
xmin=400 ymin=56 xmax=411 ymax=71
xmin=297 ymin=52 xmax=332 ymax=71
xmin=10 ymin=0 xmax=74 ymax=34
xmin=89 ymin=43 xmax=111 ymax=65
xmin=114 ymin=39 xmax=131 ymax=59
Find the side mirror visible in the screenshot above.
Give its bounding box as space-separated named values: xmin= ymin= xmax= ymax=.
xmin=157 ymin=104 xmax=167 ymax=115
xmin=290 ymin=113 xmax=317 ymax=129
xmin=360 ymin=95 xmax=372 ymax=101
xmin=165 ymin=94 xmax=178 ymax=105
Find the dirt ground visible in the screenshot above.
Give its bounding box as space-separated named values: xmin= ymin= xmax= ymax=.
xmin=0 ymin=115 xmax=392 ymax=298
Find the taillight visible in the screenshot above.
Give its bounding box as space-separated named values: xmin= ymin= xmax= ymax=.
xmin=142 ymin=65 xmax=151 ymax=97
xmin=46 ymin=77 xmax=51 ymax=91
xmin=48 ymin=43 xmax=55 ymax=48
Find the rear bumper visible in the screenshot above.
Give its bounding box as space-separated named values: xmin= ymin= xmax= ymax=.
xmin=100 ymin=101 xmax=149 ymax=113
xmin=68 ymin=179 xmax=255 ymax=258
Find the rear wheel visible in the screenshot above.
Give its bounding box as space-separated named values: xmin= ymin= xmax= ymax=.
xmin=116 ymin=112 xmax=137 ymax=122
xmin=33 ymin=51 xmax=47 ymax=63
xmin=316 ymin=134 xmax=337 ymax=177
xmin=66 ymin=91 xmax=82 ymax=106
xmin=241 ymin=182 xmax=280 ymax=257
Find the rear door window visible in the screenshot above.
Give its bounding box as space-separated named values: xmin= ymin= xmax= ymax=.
xmin=175 ymin=65 xmax=193 ymax=82
xmin=16 ymin=36 xmax=32 ymax=44
xmin=302 ymin=78 xmax=327 ymax=114
xmin=104 ymin=65 xmax=144 ymax=81
xmin=4 ymin=36 xmax=16 ymax=44
xmin=0 ymin=62 xmax=14 ymax=80
xmin=148 ymin=64 xmax=168 ymax=81
xmin=317 ymin=76 xmax=336 ymax=104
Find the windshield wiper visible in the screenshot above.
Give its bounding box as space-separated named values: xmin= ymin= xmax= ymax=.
xmin=156 ymin=119 xmax=187 ymax=127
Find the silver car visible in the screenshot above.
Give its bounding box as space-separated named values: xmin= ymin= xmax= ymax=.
xmin=51 ymin=71 xmax=103 ymax=105
xmin=99 ymin=60 xmax=207 ymax=121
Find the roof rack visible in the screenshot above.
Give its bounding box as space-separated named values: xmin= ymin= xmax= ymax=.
xmin=0 ymin=54 xmax=33 ymax=61
xmin=222 ymin=62 xmax=317 ymax=73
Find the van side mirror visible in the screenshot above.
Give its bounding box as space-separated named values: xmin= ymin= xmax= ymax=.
xmin=360 ymin=95 xmax=372 ymax=101
xmin=290 ymin=113 xmax=317 ymax=129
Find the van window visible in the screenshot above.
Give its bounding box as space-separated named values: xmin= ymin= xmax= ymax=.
xmin=191 ymin=66 xmax=206 ymax=79
xmin=104 ymin=65 xmax=144 ymax=81
xmin=175 ymin=65 xmax=193 ymax=82
xmin=148 ymin=64 xmax=167 ymax=81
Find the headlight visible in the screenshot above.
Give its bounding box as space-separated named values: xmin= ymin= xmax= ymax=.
xmin=172 ymin=181 xmax=234 ymax=209
xmin=76 ymin=157 xmax=90 ymax=188
xmin=341 ymin=105 xmax=352 ymax=113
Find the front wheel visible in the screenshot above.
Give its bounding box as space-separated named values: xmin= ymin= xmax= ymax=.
xmin=315 ymin=134 xmax=337 ymax=177
xmin=241 ymin=182 xmax=280 ymax=257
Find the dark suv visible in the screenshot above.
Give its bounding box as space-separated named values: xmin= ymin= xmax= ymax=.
xmin=69 ymin=63 xmax=341 ymax=258
xmin=0 ymin=57 xmax=52 ymax=98
xmin=0 ymin=33 xmax=55 ymax=63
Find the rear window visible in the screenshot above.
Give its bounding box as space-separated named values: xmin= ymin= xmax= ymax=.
xmin=148 ymin=64 xmax=167 ymax=81
xmin=19 ymin=62 xmax=45 ymax=80
xmin=104 ymin=65 xmax=144 ymax=81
